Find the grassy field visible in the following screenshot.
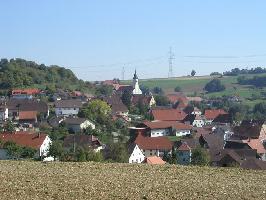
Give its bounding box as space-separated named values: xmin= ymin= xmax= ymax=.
xmin=0 ymin=161 xmax=265 ymax=200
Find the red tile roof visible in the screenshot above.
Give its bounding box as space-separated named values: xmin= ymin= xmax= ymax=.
xmin=243 ymin=139 xmax=266 ymax=154
xmin=205 ymin=109 xmax=227 ymax=120
xmin=144 ymin=156 xmax=166 ymax=164
xmin=177 ymin=142 xmax=191 ymax=151
xmin=0 ymin=132 xmax=47 ymax=149
xmin=151 ymin=109 xmax=187 ymax=121
xmin=12 ymin=88 xmax=41 ymax=95
xmin=19 ymin=111 xmax=37 ymax=120
xmin=135 ymin=134 xmax=173 ymax=150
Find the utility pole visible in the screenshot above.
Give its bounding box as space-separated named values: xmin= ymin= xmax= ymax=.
xmin=168 ymin=47 xmax=174 ymax=78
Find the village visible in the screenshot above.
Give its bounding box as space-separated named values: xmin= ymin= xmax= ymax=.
xmin=0 ymin=70 xmax=265 ymax=170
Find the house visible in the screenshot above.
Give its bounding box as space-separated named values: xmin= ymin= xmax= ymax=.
xmin=102 ymin=95 xmax=128 ymax=116
xmin=191 ymin=107 xmax=202 ymax=116
xmin=0 ymin=132 xmax=51 ymax=159
xmin=193 ymin=115 xmax=206 ymax=127
xmin=11 ymin=88 xmax=41 ymax=99
xmin=199 ymin=134 xmax=225 ymax=150
xmin=55 ymin=99 xmax=83 ymax=117
xmin=241 ymin=158 xmax=266 ymax=170
xmin=138 ymin=121 xmax=192 ymax=137
xmin=143 ymin=156 xmax=166 ymax=165
xmin=129 ymin=133 xmax=173 ymax=163
xmin=175 ymin=141 xmax=192 ymax=165
xmin=63 ymin=117 xmax=95 ymax=133
xmin=5 ymin=99 xmax=49 ymax=120
xmin=204 ymin=109 xmax=228 ymax=124
xmin=63 ymin=135 xmax=103 ymax=152
xmin=18 ymin=111 xmax=37 ymax=125
xmin=212 ymin=114 xmax=231 ymax=125
xmin=131 ymin=95 xmax=156 ymax=108
xmin=151 ymin=109 xmax=187 ymax=122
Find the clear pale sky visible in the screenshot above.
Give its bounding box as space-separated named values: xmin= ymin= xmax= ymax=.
xmin=0 ymin=0 xmax=265 ymax=81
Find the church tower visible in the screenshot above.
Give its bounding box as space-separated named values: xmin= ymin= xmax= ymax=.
xmin=132 ymin=70 xmax=142 ymax=95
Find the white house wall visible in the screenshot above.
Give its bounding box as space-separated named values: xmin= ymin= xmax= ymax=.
xmin=55 ymin=108 xmax=79 ymax=117
xmin=129 ymin=145 xmax=145 ymax=163
xmin=150 ymin=129 xmax=170 ymax=137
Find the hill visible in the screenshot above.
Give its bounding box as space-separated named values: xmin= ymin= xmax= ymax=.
xmin=0 ymin=161 xmax=265 ymax=199
xmin=0 ymin=58 xmax=90 ymax=93
xmin=123 ymin=74 xmax=266 ymax=107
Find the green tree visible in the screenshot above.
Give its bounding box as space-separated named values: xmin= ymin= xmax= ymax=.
xmin=174 ymin=86 xmax=182 ymax=92
xmin=3 ymin=141 xmax=22 ymax=159
xmin=153 ymin=86 xmax=163 ymax=95
xmin=154 ymin=95 xmax=169 ymax=106
xmin=48 ymin=140 xmax=64 ymax=160
xmin=204 ymin=79 xmax=225 ymax=93
xmin=3 ymin=120 xmax=15 ymax=132
xmin=191 ymin=147 xmax=210 ymax=166
xmin=191 ymin=70 xmax=196 ymax=77
xmin=21 ymin=147 xmax=37 ymax=158
xmin=106 ymin=143 xmax=129 ymax=163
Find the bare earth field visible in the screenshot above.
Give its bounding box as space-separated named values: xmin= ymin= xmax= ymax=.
xmin=0 ymin=161 xmax=265 ymax=200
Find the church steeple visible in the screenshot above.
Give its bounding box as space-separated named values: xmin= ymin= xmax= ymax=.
xmin=133 ymin=69 xmax=138 ymax=80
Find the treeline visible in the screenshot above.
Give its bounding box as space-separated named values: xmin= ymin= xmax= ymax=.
xmin=0 ymin=58 xmax=89 ymax=91
xmin=223 ymin=67 xmax=266 ymax=76
xmin=237 ymin=76 xmax=266 ymax=87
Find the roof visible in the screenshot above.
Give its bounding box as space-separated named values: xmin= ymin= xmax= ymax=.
xmin=176 ymin=142 xmax=191 ymax=151
xmin=166 ymin=93 xmax=187 ymax=104
xmin=134 ymin=134 xmax=173 ymax=150
xmin=151 ymin=109 xmax=187 ymax=121
xmin=64 ymin=117 xmax=88 ymax=125
xmin=241 ymin=158 xmax=266 ymax=170
xmin=19 ymin=111 xmax=37 ymax=120
xmin=224 ymin=140 xmax=251 ymax=149
xmin=55 ymin=100 xmax=82 ymax=108
xmin=233 ymin=120 xmax=264 ymax=139
xmin=212 ymin=114 xmax=231 ymax=124
xmin=144 ymin=156 xmax=166 ymax=164
xmin=5 ymin=99 xmax=48 ymax=112
xmin=243 ymin=139 xmax=266 ymax=154
xmin=116 ymin=85 xmax=133 ymax=93
xmin=102 ymin=95 xmax=128 ymax=114
xmin=179 ymin=138 xmax=200 ymax=149
xmin=131 ymin=95 xmax=152 ymax=106
xmin=204 ymin=109 xmax=227 ymax=120
xmin=141 ymin=121 xmax=192 ymax=130
xmin=0 ymin=132 xmax=47 ymax=149
xmin=12 ymin=88 xmax=41 ymax=95
xmin=64 ymin=135 xmax=102 ymax=149
xmin=199 ymin=134 xmax=224 ymax=150
xmin=187 ymin=97 xmax=203 ymax=102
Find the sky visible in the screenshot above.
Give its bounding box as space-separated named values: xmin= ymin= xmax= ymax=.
xmin=0 ymin=0 xmax=266 ymax=81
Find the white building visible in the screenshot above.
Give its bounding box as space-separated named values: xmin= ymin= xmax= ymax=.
xmin=129 ymin=144 xmax=145 ymax=163
xmin=0 ymin=105 xmax=8 ymax=122
xmin=193 ymin=115 xmax=206 ymax=127
xmin=0 ymin=132 xmax=52 ymax=160
xmin=132 ymin=70 xmax=142 ymax=95
xmin=55 ymin=100 xmax=83 ymax=117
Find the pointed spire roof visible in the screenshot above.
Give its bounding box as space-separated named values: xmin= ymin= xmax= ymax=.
xmin=133 ymin=69 xmax=138 ymax=79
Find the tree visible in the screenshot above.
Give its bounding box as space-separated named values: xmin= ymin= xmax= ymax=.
xmin=95 ymin=85 xmax=113 ymax=96
xmin=3 ymin=120 xmax=15 ymax=132
xmin=191 ymin=147 xmax=210 ymax=166
xmin=106 ymin=142 xmax=129 ymax=163
xmin=174 ymin=86 xmax=182 ymax=92
xmin=204 ymin=79 xmax=225 ymax=93
xmin=3 ymin=141 xmax=22 ymax=159
xmin=154 ymin=95 xmax=169 ymax=106
xmin=48 ymin=140 xmax=64 ymax=160
xmin=153 ymin=86 xmax=163 ymax=95
xmin=21 ymin=147 xmax=37 ymax=158
xmin=191 ymin=70 xmax=196 ymax=77
xmin=121 ymin=90 xmax=132 ymax=109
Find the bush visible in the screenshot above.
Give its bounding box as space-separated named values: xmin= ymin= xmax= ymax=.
xmin=204 ymin=79 xmax=225 ymax=93
xmin=191 ymin=147 xmax=210 ymax=166
xmin=174 ymin=86 xmax=181 ymax=92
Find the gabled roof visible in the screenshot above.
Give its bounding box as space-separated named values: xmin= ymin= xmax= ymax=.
xmin=177 ymin=142 xmax=191 ymax=151
xmin=212 ymin=114 xmax=231 ymax=124
xmin=241 ymin=158 xmax=266 ymax=170
xmin=135 ymin=134 xmax=173 ymax=150
xmin=102 ymin=95 xmax=128 ymax=114
xmin=233 ymin=120 xmax=264 ymax=139
xmin=6 ymin=99 xmax=48 ymax=112
xmin=131 ymin=95 xmax=153 ymax=105
xmin=55 ymin=100 xmax=82 ymax=108
xmin=19 ymin=111 xmax=37 ymax=120
xmin=166 ymin=93 xmax=187 ymax=104
xmin=243 ymin=139 xmax=266 ymax=154
xmin=0 ymin=132 xmax=47 ymax=149
xmin=151 ymin=109 xmax=187 ymax=121
xmin=224 ymin=140 xmax=251 ymax=149
xmin=199 ymin=134 xmax=224 ymax=150
xmin=64 ymin=117 xmax=88 ymax=125
xmin=12 ymin=88 xmax=41 ymax=95
xmin=63 ymin=135 xmax=102 ymax=149
xmin=141 ymin=121 xmax=192 ymax=130
xmin=204 ymin=109 xmax=227 ymax=120
xmin=144 ymin=156 xmax=166 ymax=164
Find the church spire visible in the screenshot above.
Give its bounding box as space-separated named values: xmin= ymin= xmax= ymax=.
xmin=133 ymin=69 xmax=138 ymax=79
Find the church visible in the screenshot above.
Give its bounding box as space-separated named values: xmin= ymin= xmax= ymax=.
xmin=132 ymin=70 xmax=142 ymax=95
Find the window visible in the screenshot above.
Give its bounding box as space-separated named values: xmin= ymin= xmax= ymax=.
xmin=136 ymin=159 xmax=138 ymax=162
xmin=150 ymin=152 xmax=152 ymax=156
